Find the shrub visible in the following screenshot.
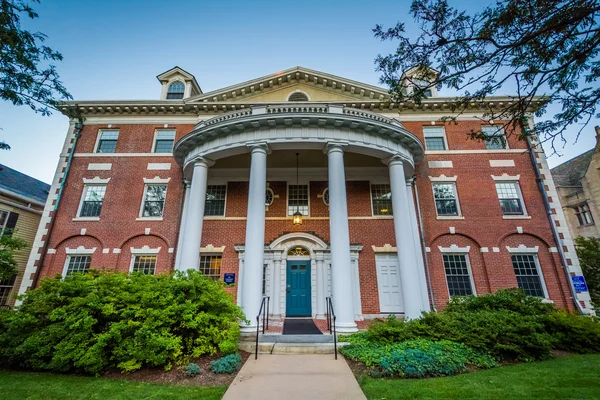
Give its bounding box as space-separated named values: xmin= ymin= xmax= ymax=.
xmin=184 ymin=363 xmax=201 ymax=377
xmin=444 ymin=288 xmax=555 ymax=316
xmin=0 ymin=270 xmax=245 ymax=374
xmin=341 ymin=339 xmax=497 ymax=378
xmin=543 ymin=311 xmax=600 ymax=354
xmin=210 ymin=353 xmax=242 ymax=374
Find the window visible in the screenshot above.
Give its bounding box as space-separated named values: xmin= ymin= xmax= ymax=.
xmin=482 ymin=125 xmax=507 ymax=150
xmin=413 ymin=79 xmax=433 ymax=97
xmin=265 ymin=188 xmax=275 ymax=206
xmin=511 ymin=254 xmax=545 ymax=297
xmin=322 ymin=187 xmax=329 ymax=206
xmin=423 ymin=127 xmax=447 ymax=150
xmin=288 ymin=247 xmax=310 ymax=256
xmin=0 ymin=211 xmax=7 ymax=234
xmin=199 ymin=255 xmax=222 ymax=280
xmin=64 ymin=255 xmax=91 ymax=276
xmin=433 ymin=183 xmax=460 ymax=216
xmin=96 ymin=130 xmax=119 ymax=153
xmin=575 ymin=203 xmax=594 ymax=226
xmin=495 ymin=182 xmax=525 ymax=215
xmin=288 ymin=92 xmax=309 ymax=101
xmin=167 ymin=81 xmax=185 ymax=99
xmin=443 ymin=254 xmax=474 ymax=296
xmin=154 ymin=130 xmax=175 ymax=153
xmin=142 ymin=185 xmax=167 ymax=217
xmin=288 ymin=184 xmax=309 ymax=216
xmin=371 ymin=184 xmax=393 ymax=216
xmin=79 ymin=185 xmax=106 ymax=217
xmin=0 ymin=277 xmax=15 ymax=306
xmin=205 ymin=185 xmax=227 ymax=216
xmin=131 ymin=255 xmax=157 ymax=275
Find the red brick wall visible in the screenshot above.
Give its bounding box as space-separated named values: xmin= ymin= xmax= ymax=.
xmin=39 ymin=121 xmax=575 ymax=314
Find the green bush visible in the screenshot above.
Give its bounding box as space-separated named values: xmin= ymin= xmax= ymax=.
xmin=184 ymin=363 xmax=201 ymax=377
xmin=341 ymin=339 xmax=497 ymax=378
xmin=0 ymin=270 xmax=245 ymax=375
xmin=210 ymin=353 xmax=242 ymax=374
xmin=543 ymin=311 xmax=600 ymax=354
xmin=444 ymin=289 xmax=555 ymax=316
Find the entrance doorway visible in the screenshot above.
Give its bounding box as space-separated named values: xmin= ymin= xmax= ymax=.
xmin=285 ymin=259 xmax=311 ymax=316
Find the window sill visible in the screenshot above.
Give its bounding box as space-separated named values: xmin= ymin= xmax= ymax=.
xmin=370 ymin=215 xmax=394 ymax=219
xmin=136 ymin=217 xmax=163 ymax=221
xmin=541 ymin=298 xmax=554 ymax=304
xmin=502 ymin=215 xmax=531 ymax=219
xmin=72 ymin=217 xmax=100 ymax=221
xmin=436 ymin=216 xmax=464 ymax=220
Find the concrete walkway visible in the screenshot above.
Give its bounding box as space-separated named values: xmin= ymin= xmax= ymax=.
xmin=222 ymin=354 xmax=367 ymax=400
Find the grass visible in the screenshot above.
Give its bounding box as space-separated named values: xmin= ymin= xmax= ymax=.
xmin=359 ymin=354 xmax=600 ymax=399
xmin=0 ymin=371 xmax=227 ymax=400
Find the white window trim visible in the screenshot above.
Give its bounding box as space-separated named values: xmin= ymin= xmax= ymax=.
xmin=442 ymin=253 xmax=477 ymax=296
xmin=94 ymin=129 xmax=119 ymax=153
xmin=429 ymin=175 xmax=457 ymax=182
xmin=495 ymin=180 xmax=528 ymax=216
xmin=438 ymin=244 xmax=470 ymax=253
xmin=166 ymin=80 xmax=186 ymax=99
xmin=369 ymin=182 xmax=394 ymax=217
xmin=510 ymin=252 xmax=549 ymax=299
xmin=205 ymin=184 xmax=228 ymax=217
xmin=151 ymin=129 xmax=176 ymax=153
xmin=130 ymin=245 xmax=161 ymax=254
xmin=432 ymin=182 xmax=462 ymax=217
xmin=143 ymin=176 xmax=171 ymax=184
xmin=482 ymin=125 xmax=510 ymax=150
xmin=62 ymin=249 xmax=95 ymax=277
xmin=321 ymin=187 xmax=329 ymax=207
xmin=83 ymin=177 xmax=111 ymax=184
xmin=200 ymin=244 xmax=226 ymax=253
xmin=138 ymin=184 xmax=168 ymax=219
xmin=287 ymin=90 xmax=311 ymax=101
xmin=287 ymin=182 xmax=310 ymax=217
xmin=76 ymin=184 xmax=107 ymax=218
xmin=423 ymin=126 xmax=449 ymax=151
xmin=491 ymin=173 xmax=520 ymax=181
xmin=129 ymin=254 xmax=159 ymax=273
xmin=266 ymin=187 xmax=275 ymax=206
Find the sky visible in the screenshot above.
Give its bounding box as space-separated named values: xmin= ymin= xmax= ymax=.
xmin=1 ymin=0 xmax=598 ymax=184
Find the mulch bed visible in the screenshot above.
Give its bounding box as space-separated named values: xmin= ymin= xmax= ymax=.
xmin=102 ymin=351 xmax=250 ymax=387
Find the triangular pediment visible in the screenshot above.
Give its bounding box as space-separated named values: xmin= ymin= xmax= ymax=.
xmin=186 ymin=66 xmax=390 ymax=104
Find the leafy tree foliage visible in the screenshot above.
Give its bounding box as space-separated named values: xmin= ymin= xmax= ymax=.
xmin=0 ymin=0 xmax=71 ymax=149
xmin=374 ymin=0 xmax=600 ymax=150
xmin=0 ymin=233 xmax=27 ymax=281
xmin=575 ymin=236 xmax=600 ymax=304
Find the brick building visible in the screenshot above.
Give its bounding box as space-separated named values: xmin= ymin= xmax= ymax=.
xmin=18 ymin=66 xmax=593 ymax=331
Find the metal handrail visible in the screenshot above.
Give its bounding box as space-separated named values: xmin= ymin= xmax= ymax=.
xmin=255 ymin=296 xmax=270 ymax=360
xmin=325 ymin=296 xmax=338 ymax=360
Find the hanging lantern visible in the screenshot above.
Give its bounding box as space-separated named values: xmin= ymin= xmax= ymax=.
xmin=293 ymin=152 xmax=303 ymax=226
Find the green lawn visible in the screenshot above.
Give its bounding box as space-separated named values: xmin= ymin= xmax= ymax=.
xmin=0 ymin=371 xmax=227 ymax=400
xmin=359 ymin=354 xmax=600 ymax=399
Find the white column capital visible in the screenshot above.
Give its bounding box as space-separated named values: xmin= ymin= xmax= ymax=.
xmin=246 ymin=141 xmax=271 ymax=155
xmin=272 ymin=251 xmax=283 ymax=262
xmin=190 ymin=156 xmax=215 ymax=168
xmin=382 ymin=154 xmax=408 ymax=167
xmin=324 ymin=141 xmax=347 ymax=155
xmin=315 ymin=251 xmax=325 ymax=261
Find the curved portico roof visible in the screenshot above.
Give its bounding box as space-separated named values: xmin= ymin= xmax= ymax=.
xmin=174 ymin=104 xmax=425 ymax=173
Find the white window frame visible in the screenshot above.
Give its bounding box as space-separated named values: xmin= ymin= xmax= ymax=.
xmin=166 ymin=80 xmax=186 ymax=99
xmin=129 ymin=254 xmax=159 ymax=275
xmin=369 ymin=182 xmax=393 ymax=217
xmin=151 ymin=129 xmax=176 ymax=153
xmin=62 ymin=247 xmax=95 ymax=277
xmin=321 ymin=187 xmax=329 ymax=207
xmin=75 ymin=184 xmax=107 ymax=220
xmin=482 ymin=125 xmax=510 ymax=150
xmin=0 ymin=209 xmax=9 ymax=235
xmin=138 ymin=184 xmax=168 ymax=220
xmin=204 ymin=184 xmax=228 ymax=217
xmin=507 ymin=250 xmax=549 ymax=298
xmin=94 ymin=129 xmax=120 ymax=153
xmin=287 ymin=90 xmax=311 ymax=101
xmin=432 ymin=182 xmax=462 ymax=218
xmin=422 ymin=126 xmax=449 ymax=151
xmin=575 ymin=203 xmax=594 ymax=226
xmin=287 ymin=182 xmax=310 ymax=217
xmin=439 ymin=250 xmax=477 ymax=297
xmin=199 ymin=254 xmax=223 ymax=280
xmin=494 ymin=180 xmax=527 ymax=217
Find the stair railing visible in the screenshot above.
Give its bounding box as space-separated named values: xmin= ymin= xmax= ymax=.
xmin=255 ymin=296 xmax=270 ymax=360
xmin=325 ymin=296 xmax=338 ymax=360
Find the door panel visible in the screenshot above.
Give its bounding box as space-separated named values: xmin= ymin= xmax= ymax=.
xmin=376 ymin=255 xmax=404 ymax=313
xmin=286 ymin=260 xmax=311 ymax=316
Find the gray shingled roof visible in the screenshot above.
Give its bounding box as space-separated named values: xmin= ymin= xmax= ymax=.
xmin=0 ymin=164 xmax=50 ymax=204
xmin=550 ymin=149 xmax=595 ymax=187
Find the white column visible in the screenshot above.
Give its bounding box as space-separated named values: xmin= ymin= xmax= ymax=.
xmin=240 ymin=143 xmax=269 ymax=332
xmin=174 ymin=181 xmax=191 ymax=271
xmin=315 ymin=252 xmax=325 ymax=318
xmin=272 ymin=253 xmax=282 ymax=317
xmin=387 ymin=156 xmax=426 ymax=319
xmin=236 ymin=251 xmax=244 ymax=307
xmin=406 ymin=180 xmax=431 ymax=312
xmin=327 ymin=143 xmax=357 ymax=332
xmin=178 ymin=159 xmax=210 ymax=271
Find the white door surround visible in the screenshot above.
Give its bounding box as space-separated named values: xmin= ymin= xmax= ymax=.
xmin=375 ymin=254 xmax=404 ymax=313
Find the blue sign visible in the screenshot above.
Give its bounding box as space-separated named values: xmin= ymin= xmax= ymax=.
xmin=224 ymin=273 xmax=236 ymax=285
xmin=572 ymin=276 xmax=588 ymax=292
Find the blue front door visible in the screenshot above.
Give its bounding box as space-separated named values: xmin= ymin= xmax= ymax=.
xmin=286 ymin=260 xmax=311 ymax=316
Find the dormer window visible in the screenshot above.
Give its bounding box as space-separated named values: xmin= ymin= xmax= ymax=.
xmin=413 ymin=79 xmax=433 ymax=97
xmin=288 ymin=91 xmax=309 ymax=102
xmin=400 ymin=66 xmax=439 ymax=98
xmin=167 ymin=81 xmax=185 ymax=99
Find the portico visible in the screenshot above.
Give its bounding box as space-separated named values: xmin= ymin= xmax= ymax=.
xmin=173 ymin=104 xmax=430 ymax=332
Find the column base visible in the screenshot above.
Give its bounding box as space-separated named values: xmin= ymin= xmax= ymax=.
xmin=334 ymin=321 xmax=358 ymax=333
xmin=239 ymin=322 xmax=260 ymax=334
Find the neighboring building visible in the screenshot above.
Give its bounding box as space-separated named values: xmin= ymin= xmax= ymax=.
xmin=0 ymin=164 xmax=50 ymax=307
xmin=551 ymin=127 xmax=600 ymax=240
xmin=17 ymin=66 xmax=593 ymax=331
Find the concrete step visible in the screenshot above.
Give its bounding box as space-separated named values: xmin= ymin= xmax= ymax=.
xmin=238 ymin=341 xmax=347 ymax=355
xmin=259 ymin=334 xmax=334 ymax=343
